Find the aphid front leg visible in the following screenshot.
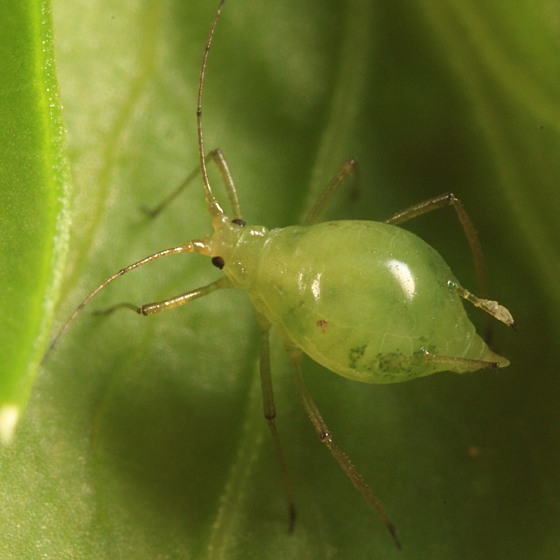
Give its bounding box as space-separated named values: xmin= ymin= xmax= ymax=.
xmin=289 ymin=349 xmax=401 ymax=549
xmin=93 ymin=277 xmax=231 ymax=317
xmin=303 ymin=159 xmax=358 ymax=226
xmin=257 ymin=316 xmax=296 ymax=531
xmin=42 ymin=239 xmax=220 ymax=365
xmin=144 ymin=149 xmax=241 ymax=220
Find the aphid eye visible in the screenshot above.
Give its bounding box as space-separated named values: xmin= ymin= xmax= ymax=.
xmin=211 ymin=256 xmax=225 ymax=269
xmin=232 ymin=218 xmax=246 ymax=226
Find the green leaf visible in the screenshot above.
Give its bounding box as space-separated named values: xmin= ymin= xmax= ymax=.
xmin=0 ymin=0 xmax=69 ymax=443
xmin=1 ymin=0 xmax=559 ymax=558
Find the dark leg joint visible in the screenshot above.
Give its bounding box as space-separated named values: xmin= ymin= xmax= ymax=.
xmin=319 ymin=430 xmax=332 ymax=443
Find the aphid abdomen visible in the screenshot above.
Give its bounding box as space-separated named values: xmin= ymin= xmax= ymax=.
xmin=247 ymin=221 xmax=505 ymax=384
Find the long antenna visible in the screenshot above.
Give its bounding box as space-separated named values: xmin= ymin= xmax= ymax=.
xmin=197 ymin=0 xmax=227 ymax=219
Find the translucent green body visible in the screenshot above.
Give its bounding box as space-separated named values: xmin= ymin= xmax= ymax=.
xmin=224 ymin=220 xmax=503 ymax=384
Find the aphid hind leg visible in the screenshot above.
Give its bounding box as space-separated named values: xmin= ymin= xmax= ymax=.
xmin=303 ymin=159 xmax=358 ymax=226
xmin=385 ymin=192 xmax=487 ymax=298
xmin=93 ymin=277 xmax=231 ymax=317
xmin=384 ymin=192 xmax=501 ymax=342
xmin=257 ymin=316 xmax=296 ymax=531
xmin=144 ymin=149 xmax=242 ymax=220
xmin=290 ymin=349 xmax=401 ymax=549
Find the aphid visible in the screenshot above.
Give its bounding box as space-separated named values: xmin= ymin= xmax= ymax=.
xmin=43 ymin=0 xmax=516 ymax=548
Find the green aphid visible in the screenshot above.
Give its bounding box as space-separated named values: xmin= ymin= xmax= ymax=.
xmin=43 ymin=0 xmax=516 ymax=548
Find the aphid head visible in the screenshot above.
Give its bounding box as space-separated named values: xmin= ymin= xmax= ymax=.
xmin=206 ymin=213 xmax=247 ymax=265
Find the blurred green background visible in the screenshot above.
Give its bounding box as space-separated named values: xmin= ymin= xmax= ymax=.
xmin=1 ymin=0 xmax=559 ymax=558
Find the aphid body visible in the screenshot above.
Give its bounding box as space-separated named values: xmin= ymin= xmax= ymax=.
xmin=219 ymin=219 xmax=508 ymax=384
xmin=43 ymin=0 xmax=515 ymax=548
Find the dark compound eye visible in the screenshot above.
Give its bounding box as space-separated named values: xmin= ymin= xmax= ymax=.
xmin=232 ymin=218 xmax=246 ymax=226
xmin=211 ymin=256 xmax=225 ymax=269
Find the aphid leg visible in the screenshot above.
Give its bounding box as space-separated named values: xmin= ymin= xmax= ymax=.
xmin=42 ymin=240 xmax=215 ymax=365
xmin=386 ymin=192 xmax=486 ymax=296
xmin=143 ymin=149 xmax=242 ymax=220
xmin=257 ymin=315 xmax=296 ymax=531
xmin=302 ymin=159 xmax=358 ymax=226
xmin=210 ymin=149 xmax=242 ymax=219
xmin=422 ymin=350 xmax=507 ymax=369
xmin=93 ymin=277 xmax=231 ymax=317
xmin=453 ymin=283 xmax=517 ymax=329
xmin=290 ymin=349 xmax=401 ymax=549
xmin=384 ymin=192 xmax=498 ymax=341
xmin=142 ymin=166 xmax=199 ymax=218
